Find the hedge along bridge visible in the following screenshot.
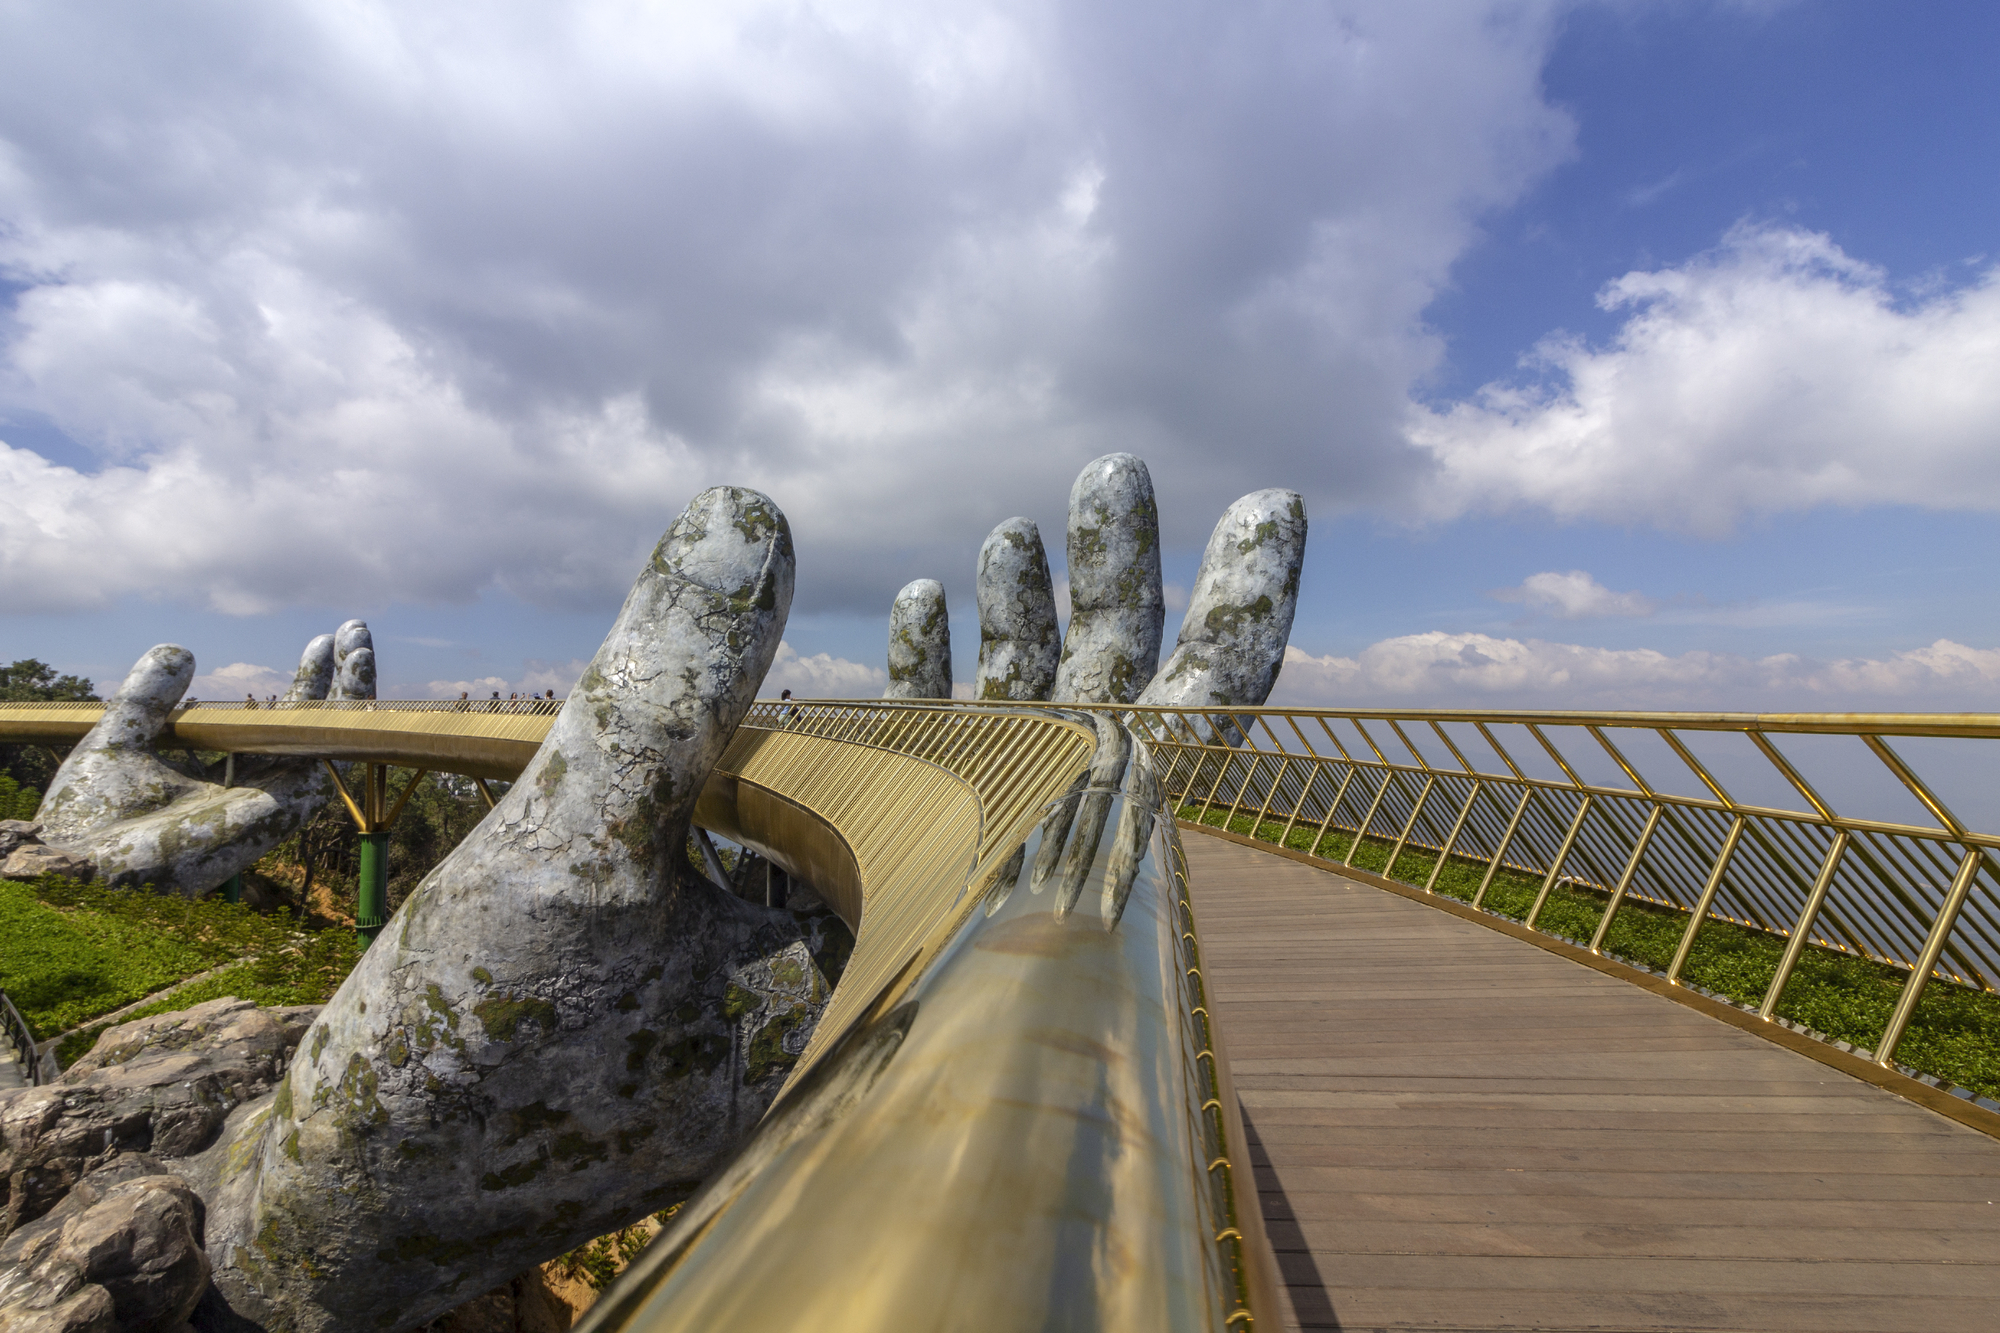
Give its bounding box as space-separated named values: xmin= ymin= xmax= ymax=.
xmin=4 ymin=698 xmax=2000 ymax=1327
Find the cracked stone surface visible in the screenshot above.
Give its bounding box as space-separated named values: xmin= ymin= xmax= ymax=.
xmin=1140 ymin=488 xmax=1306 ymax=711
xmin=196 ymin=487 xmax=843 ymax=1333
xmin=974 ymin=519 xmax=1059 ymax=702
xmin=883 ymin=578 xmax=952 ymax=700
xmin=1052 ymin=454 xmax=1163 ymax=705
xmin=34 ymin=637 xmax=340 ymax=896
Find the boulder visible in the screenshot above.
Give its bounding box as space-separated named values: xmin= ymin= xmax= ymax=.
xmin=0 ymin=846 xmax=94 ymax=883
xmin=0 ymin=1159 xmax=207 ymax=1333
xmin=0 ymin=998 xmax=316 ymax=1237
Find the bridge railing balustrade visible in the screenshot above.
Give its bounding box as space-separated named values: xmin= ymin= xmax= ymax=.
xmin=1089 ymin=702 xmax=2000 ymax=1093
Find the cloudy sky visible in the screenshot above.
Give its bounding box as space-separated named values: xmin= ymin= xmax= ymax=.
xmin=3 ymin=1 xmax=1997 ymax=710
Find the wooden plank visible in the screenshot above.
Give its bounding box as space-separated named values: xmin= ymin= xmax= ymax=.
xmin=1183 ymin=834 xmax=2000 ymax=1331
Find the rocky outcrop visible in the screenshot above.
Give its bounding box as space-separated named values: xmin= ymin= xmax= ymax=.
xmin=33 ymin=635 xmax=342 ymax=896
xmin=0 ymin=998 xmax=316 ymax=1238
xmin=0 ymin=1161 xmax=210 ymax=1333
xmin=0 ymin=825 xmax=94 ymax=883
xmin=1052 ymin=454 xmax=1164 ymax=704
xmin=883 ymin=578 xmax=952 ymax=699
xmin=198 ymin=487 xmax=835 ymax=1333
xmin=973 ymin=519 xmax=1059 ymax=702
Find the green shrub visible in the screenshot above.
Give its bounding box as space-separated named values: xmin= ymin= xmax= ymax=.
xmin=0 ymin=774 xmax=39 ymax=821
xmin=0 ymin=873 xmax=362 ymax=1063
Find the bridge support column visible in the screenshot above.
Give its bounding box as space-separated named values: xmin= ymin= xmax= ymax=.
xmin=323 ymin=759 xmax=428 ymax=949
xmin=357 ymin=832 xmax=388 ymax=945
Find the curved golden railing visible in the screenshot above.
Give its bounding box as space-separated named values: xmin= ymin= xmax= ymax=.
xmin=0 ymin=699 xmax=555 ymax=781
xmin=1106 ymin=702 xmax=2000 ymax=1102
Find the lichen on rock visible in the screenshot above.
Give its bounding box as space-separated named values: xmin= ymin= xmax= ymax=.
xmin=1139 ymin=488 xmax=1306 ymax=711
xmin=973 ymin=518 xmax=1059 ymax=702
xmin=883 ymin=579 xmax=952 ymax=700
xmin=1052 ymin=454 xmax=1164 ymax=704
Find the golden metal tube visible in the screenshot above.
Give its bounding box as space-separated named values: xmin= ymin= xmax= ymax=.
xmin=1424 ymin=780 xmax=1482 ymax=894
xmin=1345 ymin=769 xmax=1394 ymax=868
xmin=1758 ymin=830 xmax=1851 ymax=1020
xmin=1589 ymin=804 xmax=1663 ymax=954
xmin=1873 ymin=847 xmax=1983 ymax=1067
xmin=1473 ymin=788 xmax=1533 ymax=910
xmin=322 ymin=759 xmax=368 ymax=831
xmin=1667 ymin=816 xmax=1745 ymax=985
xmin=1307 ymin=764 xmax=1357 ymax=859
xmin=381 ymin=768 xmax=429 ymax=831
xmin=1384 ymin=774 xmax=1436 ymax=882
xmin=1525 ymin=796 xmax=1595 ymax=929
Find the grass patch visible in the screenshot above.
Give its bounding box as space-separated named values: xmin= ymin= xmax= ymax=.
xmin=1180 ymin=804 xmax=2000 ymax=1101
xmin=1 ymin=873 xmax=362 ymax=1065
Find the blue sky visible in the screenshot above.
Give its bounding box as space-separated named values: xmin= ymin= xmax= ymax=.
xmin=2 ymin=2 xmax=1997 ymax=711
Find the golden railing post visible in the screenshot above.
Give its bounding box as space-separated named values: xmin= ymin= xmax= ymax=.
xmin=1249 ymin=755 xmax=1293 ymax=836
xmin=1344 ymin=769 xmax=1394 ymax=868
xmin=1757 ymin=830 xmax=1851 ymax=1021
xmin=1276 ymin=755 xmax=1320 ymax=847
xmin=1472 ymin=788 xmax=1533 ymax=910
xmin=1306 ymin=765 xmax=1357 ymax=859
xmin=1384 ymin=775 xmax=1436 ymax=882
xmin=1525 ymin=796 xmax=1594 ymax=929
xmin=1874 ymin=847 xmax=1983 ymax=1067
xmin=1424 ymin=780 xmax=1481 ymax=895
xmin=1667 ymin=816 xmax=1745 ymax=985
xmin=1588 ymin=804 xmax=1663 ymax=954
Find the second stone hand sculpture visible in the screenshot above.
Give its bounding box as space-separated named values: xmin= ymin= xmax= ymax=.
xmin=33 ymin=634 xmax=343 ymax=895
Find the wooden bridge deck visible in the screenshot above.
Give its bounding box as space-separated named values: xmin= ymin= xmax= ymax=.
xmin=1181 ymin=830 xmax=2000 ymax=1333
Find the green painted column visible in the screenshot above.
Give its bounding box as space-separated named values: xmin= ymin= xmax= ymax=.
xmin=357 ymin=832 xmax=389 ymax=946
xmin=223 ymin=873 xmax=242 ymax=904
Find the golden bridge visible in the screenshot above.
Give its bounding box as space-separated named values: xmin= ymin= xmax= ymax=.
xmin=4 ymin=697 xmax=1998 ymax=1330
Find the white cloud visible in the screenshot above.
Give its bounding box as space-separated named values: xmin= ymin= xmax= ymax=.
xmin=1272 ymin=635 xmax=2000 ymax=711
xmin=0 ymin=2 xmax=1573 ymax=616
xmin=1490 ymin=569 xmax=1655 ymax=618
xmin=426 ymin=676 xmax=513 ymax=700
xmin=190 ymin=661 xmax=292 ymax=701
xmin=1411 ymin=224 xmax=2000 ymax=534
xmin=761 ymin=641 xmax=886 ymax=699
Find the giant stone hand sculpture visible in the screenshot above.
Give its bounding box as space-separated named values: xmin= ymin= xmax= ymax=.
xmin=34 ymin=635 xmax=341 ymax=895
xmin=974 ymin=455 xmax=1305 ymax=713
xmin=195 ymin=487 xmax=838 ymax=1332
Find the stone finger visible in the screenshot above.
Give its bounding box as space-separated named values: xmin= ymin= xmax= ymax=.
xmin=1052 ymin=453 xmax=1163 ymax=704
xmin=974 ymin=518 xmax=1058 ymax=701
xmin=1140 ymin=488 xmax=1305 ymax=711
xmin=883 ymin=578 xmax=951 ymax=700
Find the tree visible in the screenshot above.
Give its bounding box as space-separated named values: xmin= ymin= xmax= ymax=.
xmin=0 ymin=659 xmax=98 ymax=817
